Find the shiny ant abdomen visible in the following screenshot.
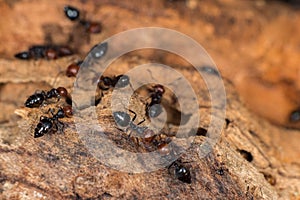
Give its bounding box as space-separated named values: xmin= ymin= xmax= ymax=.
xmin=34 ymin=107 xmax=67 ymax=138
xmin=25 ymin=87 xmax=70 ymax=108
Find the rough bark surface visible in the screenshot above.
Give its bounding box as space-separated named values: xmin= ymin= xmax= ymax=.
xmin=0 ymin=0 xmax=300 ymax=200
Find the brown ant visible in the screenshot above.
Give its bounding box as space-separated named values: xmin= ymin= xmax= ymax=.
xmin=25 ymin=87 xmax=71 ymax=108
xmin=15 ymin=45 xmax=73 ymax=60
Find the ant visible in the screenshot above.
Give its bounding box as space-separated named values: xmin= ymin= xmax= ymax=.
xmin=64 ymin=5 xmax=80 ymax=21
xmin=113 ymin=110 xmax=147 ymax=137
xmin=168 ymin=160 xmax=191 ymax=184
xmin=15 ymin=45 xmax=73 ymax=60
xmin=25 ymin=87 xmax=71 ymax=108
xmin=113 ymin=110 xmax=173 ymax=151
xmin=97 ymin=75 xmax=130 ymax=90
xmin=66 ymin=60 xmax=82 ymax=77
xmin=146 ymin=84 xmax=165 ymax=118
xmin=138 ymin=128 xmax=172 ymax=153
xmin=64 ymin=5 xmax=102 ymax=34
xmin=34 ymin=106 xmax=72 ymax=138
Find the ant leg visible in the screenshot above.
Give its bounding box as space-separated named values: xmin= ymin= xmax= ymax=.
xmin=47 ymin=108 xmax=55 ymax=117
xmin=128 ymin=109 xmax=137 ymax=122
xmin=127 ymin=129 xmax=133 ymax=139
xmin=137 ymin=118 xmax=145 ymax=126
xmin=40 ymin=116 xmax=47 ymax=121
xmin=56 ymin=120 xmax=65 ymax=133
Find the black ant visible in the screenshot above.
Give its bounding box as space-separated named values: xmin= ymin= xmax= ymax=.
xmin=64 ymin=5 xmax=80 ymax=21
xmin=168 ymin=160 xmax=191 ymax=184
xmin=146 ymin=84 xmax=165 ymax=118
xmin=97 ymin=75 xmax=130 ymax=90
xmin=64 ymin=5 xmax=102 ymax=34
xmin=113 ymin=110 xmax=147 ymax=137
xmin=34 ymin=106 xmax=71 ymax=138
xmin=113 ymin=110 xmax=173 ymax=151
xmin=15 ymin=45 xmax=73 ymax=60
xmin=25 ymin=87 xmax=71 ymax=108
xmin=66 ymin=60 xmax=82 ymax=77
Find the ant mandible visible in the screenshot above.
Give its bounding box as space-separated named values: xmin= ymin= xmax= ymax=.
xmin=25 ymin=87 xmax=71 ymax=108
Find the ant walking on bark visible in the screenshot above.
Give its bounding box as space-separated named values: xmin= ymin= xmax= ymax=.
xmin=34 ymin=106 xmax=72 ymax=138
xmin=25 ymin=87 xmax=72 ymax=108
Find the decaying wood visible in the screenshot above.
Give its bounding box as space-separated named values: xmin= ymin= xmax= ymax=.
xmin=0 ymin=55 xmax=299 ymax=199
xmin=1 ymin=0 xmax=300 ymax=200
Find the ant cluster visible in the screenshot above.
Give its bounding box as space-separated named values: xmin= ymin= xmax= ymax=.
xmin=20 ymin=5 xmax=191 ymax=184
xmin=112 ymin=89 xmax=192 ymax=184
xmin=24 ymin=87 xmax=73 ymax=138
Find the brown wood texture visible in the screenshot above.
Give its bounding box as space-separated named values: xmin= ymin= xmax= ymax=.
xmin=0 ymin=0 xmax=300 ymax=199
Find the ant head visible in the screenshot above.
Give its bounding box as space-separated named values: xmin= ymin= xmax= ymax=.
xmin=113 ymin=111 xmax=131 ymax=127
